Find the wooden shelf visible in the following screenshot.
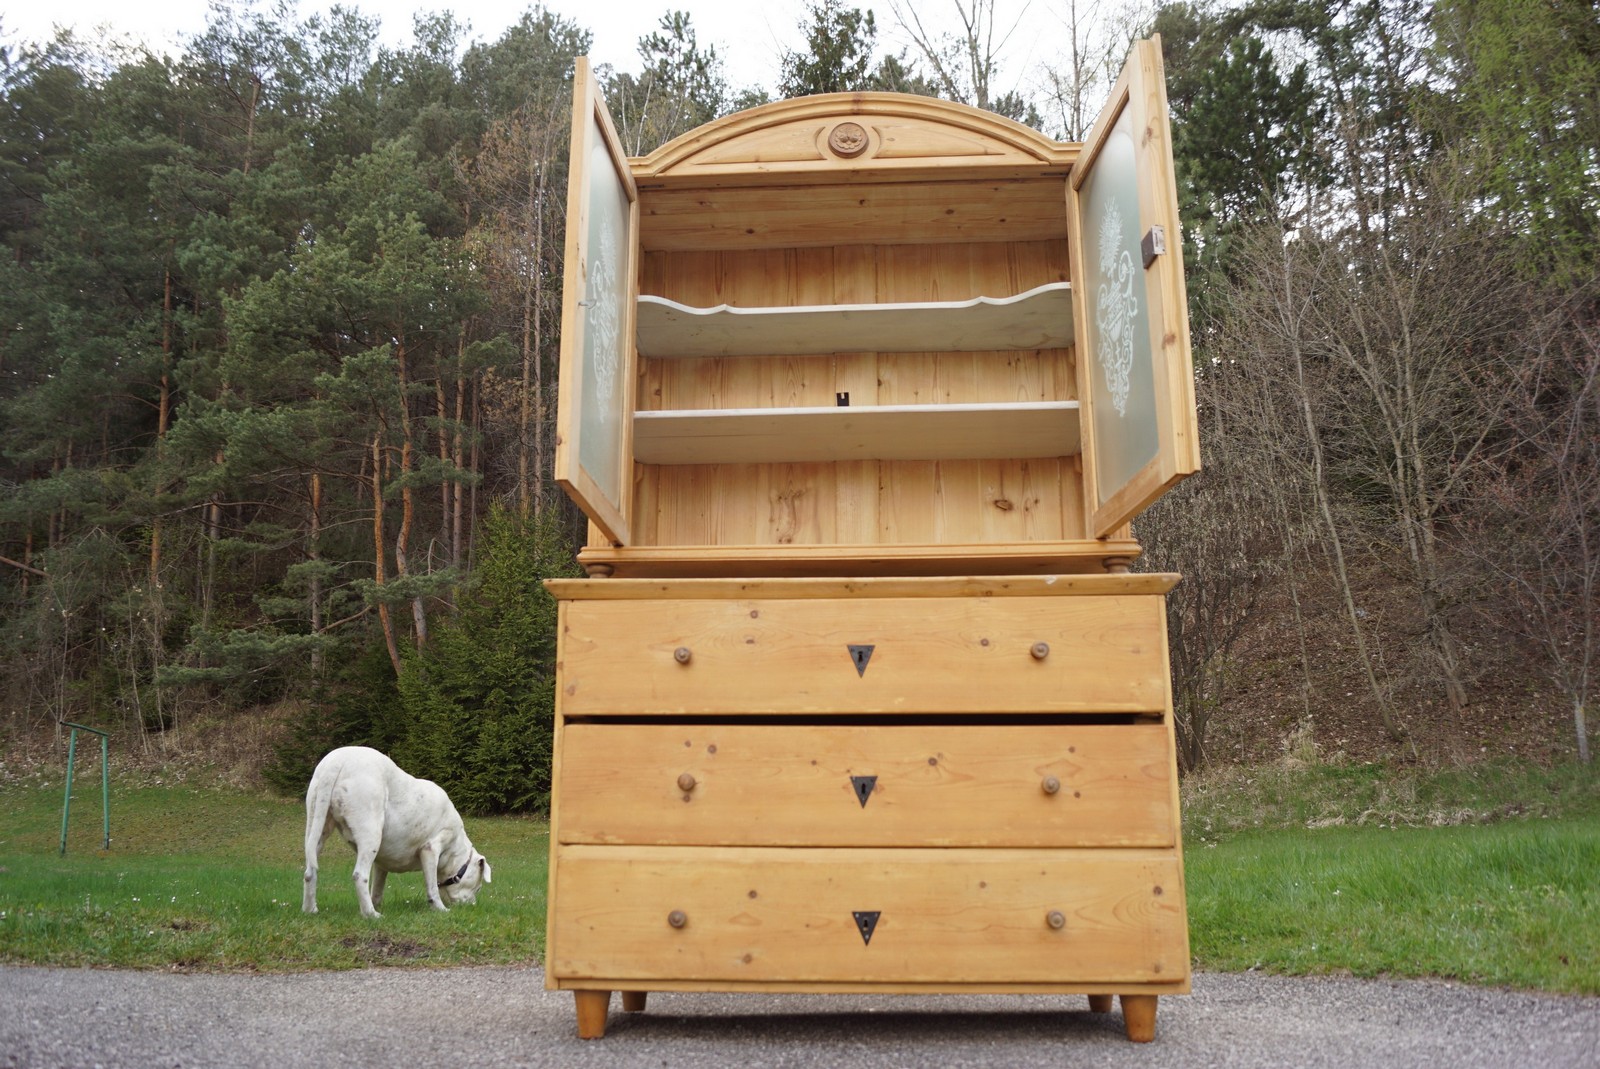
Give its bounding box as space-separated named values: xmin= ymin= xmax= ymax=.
xmin=633 ymin=401 xmax=1079 ymax=465
xmin=636 ymin=282 xmax=1074 ymax=358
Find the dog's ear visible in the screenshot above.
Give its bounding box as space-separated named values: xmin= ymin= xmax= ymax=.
xmin=479 ymin=856 xmax=492 ymax=884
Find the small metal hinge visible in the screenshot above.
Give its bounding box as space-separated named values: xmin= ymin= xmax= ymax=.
xmin=1141 ymin=225 xmax=1167 ymax=269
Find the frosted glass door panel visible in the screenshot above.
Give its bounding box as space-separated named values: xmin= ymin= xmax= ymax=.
xmin=578 ymin=127 xmax=631 ymax=509
xmin=1079 ymin=103 xmax=1159 ymax=502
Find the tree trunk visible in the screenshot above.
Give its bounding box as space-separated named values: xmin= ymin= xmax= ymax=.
xmin=51 ymin=447 xmax=66 ymax=548
xmin=242 ymin=74 xmax=260 ymax=177
xmin=309 ymin=472 xmax=323 ymax=676
xmin=397 ymin=436 xmax=428 ymax=649
xmin=521 ymin=203 xmax=540 ymax=518
xmin=453 ymin=366 xmax=466 ymax=569
xmin=435 ymin=351 xmax=453 ymax=588
xmin=393 ymin=341 xmax=427 ymax=650
xmin=1576 ymin=698 xmax=1591 ymax=765
xmin=532 ymin=166 xmax=548 ymax=519
xmin=372 ymin=432 xmax=402 ymax=677
xmin=150 ymin=266 xmax=173 ymax=587
xmin=468 ymin=372 xmax=481 ymax=571
xmin=202 ymin=451 xmax=222 ymax=630
xmin=22 ymin=530 xmax=33 ymax=599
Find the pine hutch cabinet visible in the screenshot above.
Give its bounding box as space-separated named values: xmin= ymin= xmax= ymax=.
xmin=543 ymin=37 xmax=1200 ymax=1044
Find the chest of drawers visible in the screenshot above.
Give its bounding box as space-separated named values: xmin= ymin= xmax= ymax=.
xmin=543 ymin=575 xmax=1190 ymax=1041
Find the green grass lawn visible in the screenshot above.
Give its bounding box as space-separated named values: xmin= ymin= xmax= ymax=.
xmin=1180 ymin=757 xmax=1600 ymax=994
xmin=0 ymin=781 xmax=548 ymax=971
xmin=1185 ymin=819 xmax=1600 ymax=994
xmin=2 ymin=759 xmax=1596 ymax=993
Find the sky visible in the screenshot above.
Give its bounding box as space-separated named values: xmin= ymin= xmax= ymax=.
xmin=0 ymin=0 xmax=1084 ymax=104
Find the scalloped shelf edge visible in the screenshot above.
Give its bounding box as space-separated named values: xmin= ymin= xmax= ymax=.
xmin=637 ymin=282 xmax=1075 ymax=358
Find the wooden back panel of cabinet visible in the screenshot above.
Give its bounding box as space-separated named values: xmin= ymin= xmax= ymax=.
xmin=630 ymin=237 xmax=1084 ymax=552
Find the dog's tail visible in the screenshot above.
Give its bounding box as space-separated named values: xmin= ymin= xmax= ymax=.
xmin=304 ymin=765 xmax=336 ymax=864
xmin=302 ymin=758 xmax=342 ymax=912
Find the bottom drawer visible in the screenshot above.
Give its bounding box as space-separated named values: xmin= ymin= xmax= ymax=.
xmin=549 ymin=846 xmax=1187 ymax=985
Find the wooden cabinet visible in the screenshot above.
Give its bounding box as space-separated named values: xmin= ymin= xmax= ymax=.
xmin=546 ymin=37 xmax=1199 ymax=1044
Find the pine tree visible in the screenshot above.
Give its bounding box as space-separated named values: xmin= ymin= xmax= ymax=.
xmin=606 ymin=12 xmax=731 ymax=155
xmin=780 ymin=0 xmax=878 ymax=98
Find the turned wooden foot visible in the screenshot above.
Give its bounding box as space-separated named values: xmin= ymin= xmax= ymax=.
xmin=621 ymin=991 xmax=649 ymax=1013
xmin=1088 ymin=994 xmax=1114 ymax=1014
xmin=574 ymin=990 xmax=612 ymax=1039
xmin=1120 ymin=994 xmax=1157 ymax=1043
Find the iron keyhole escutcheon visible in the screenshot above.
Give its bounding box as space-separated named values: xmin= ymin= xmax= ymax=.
xmin=850 ymin=775 xmax=877 ymax=808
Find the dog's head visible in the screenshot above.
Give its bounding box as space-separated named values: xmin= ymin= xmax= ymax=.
xmin=441 ymin=852 xmax=492 ymax=906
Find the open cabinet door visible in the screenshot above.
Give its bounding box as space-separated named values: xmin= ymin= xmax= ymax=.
xmin=554 ymin=57 xmax=638 ymax=546
xmin=1068 ymin=37 xmax=1200 ymax=540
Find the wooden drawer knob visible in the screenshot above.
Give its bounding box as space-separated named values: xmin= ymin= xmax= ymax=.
xmin=668 ymin=910 xmax=688 ymax=929
xmin=1031 ymin=642 xmax=1050 ymax=660
xmin=674 ymin=646 xmax=692 ymax=665
xmin=1041 ymin=775 xmax=1061 ymax=795
xmin=1046 ymin=910 xmax=1066 ymax=930
xmin=677 ymin=772 xmax=697 ymax=793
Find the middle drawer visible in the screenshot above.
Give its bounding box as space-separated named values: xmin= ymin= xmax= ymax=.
xmin=556 ymin=723 xmax=1175 ymax=848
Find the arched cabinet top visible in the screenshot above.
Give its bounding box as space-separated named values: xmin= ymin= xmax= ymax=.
xmin=633 ymin=93 xmax=1077 ymax=185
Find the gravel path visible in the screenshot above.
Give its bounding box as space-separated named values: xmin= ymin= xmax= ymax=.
xmin=3 ymin=965 xmax=1596 ymax=1069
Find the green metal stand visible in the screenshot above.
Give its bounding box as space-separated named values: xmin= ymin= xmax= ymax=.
xmin=58 ymin=721 xmax=110 ymax=855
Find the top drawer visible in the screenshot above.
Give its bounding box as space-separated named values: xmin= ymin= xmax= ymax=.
xmin=555 ymin=589 xmax=1168 ymax=716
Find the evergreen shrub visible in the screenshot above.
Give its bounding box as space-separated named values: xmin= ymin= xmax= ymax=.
xmin=392 ymin=506 xmax=578 ymax=814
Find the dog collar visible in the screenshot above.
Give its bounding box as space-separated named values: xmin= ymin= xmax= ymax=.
xmin=440 ymin=858 xmax=472 ymax=888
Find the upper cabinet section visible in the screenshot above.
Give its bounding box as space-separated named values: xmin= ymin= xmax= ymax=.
xmin=550 ymin=39 xmax=1200 ymax=569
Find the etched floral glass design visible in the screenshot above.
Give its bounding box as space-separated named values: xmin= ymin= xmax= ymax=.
xmin=1079 ymin=104 xmax=1158 ymax=506
xmin=577 ymin=124 xmax=631 ymax=508
xmin=1095 ymin=197 xmax=1137 ymax=417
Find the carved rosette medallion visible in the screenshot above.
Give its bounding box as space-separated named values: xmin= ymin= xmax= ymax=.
xmin=827 ymin=121 xmax=870 ymax=159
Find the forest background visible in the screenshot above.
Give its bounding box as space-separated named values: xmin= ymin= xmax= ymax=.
xmin=1 ymin=0 xmax=1596 ymax=812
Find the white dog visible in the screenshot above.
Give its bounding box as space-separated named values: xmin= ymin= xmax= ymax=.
xmin=302 ymin=746 xmax=491 ymax=918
